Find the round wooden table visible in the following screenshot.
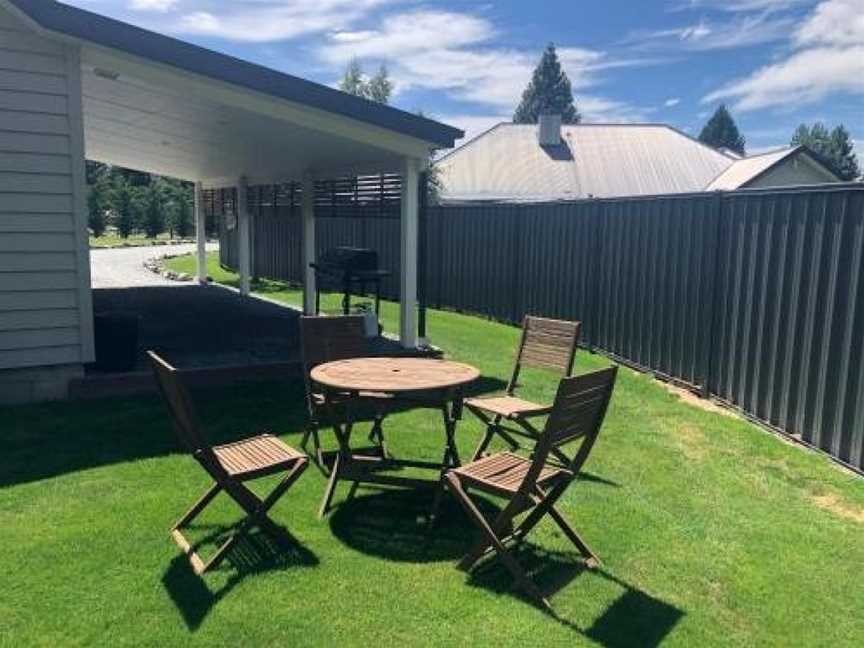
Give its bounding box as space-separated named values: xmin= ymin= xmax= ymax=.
xmin=311 ymin=357 xmax=480 ymax=518
xmin=311 ymin=357 xmax=480 ymax=394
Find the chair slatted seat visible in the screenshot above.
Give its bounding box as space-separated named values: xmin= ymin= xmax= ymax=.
xmin=446 ymin=366 xmax=618 ymax=611
xmin=466 ymin=316 xmax=581 ymax=463
xmin=148 ymin=351 xmax=308 ymax=576
xmin=452 ymin=452 xmax=569 ymax=494
xmin=463 ymin=396 xmax=552 ymax=419
xmin=214 ymin=435 xmax=305 ymax=478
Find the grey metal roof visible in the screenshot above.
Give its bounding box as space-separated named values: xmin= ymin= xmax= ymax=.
xmin=437 ymin=123 xmax=736 ymax=202
xmin=5 ymin=0 xmax=462 ymax=148
xmin=705 ymin=147 xmax=800 ymax=190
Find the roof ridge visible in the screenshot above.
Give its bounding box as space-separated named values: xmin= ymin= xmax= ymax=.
xmin=741 ymin=146 xmax=797 ymax=160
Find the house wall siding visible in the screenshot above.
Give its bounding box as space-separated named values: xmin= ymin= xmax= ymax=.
xmin=0 ymin=6 xmax=92 ymax=379
xmin=748 ymin=155 xmax=838 ymax=189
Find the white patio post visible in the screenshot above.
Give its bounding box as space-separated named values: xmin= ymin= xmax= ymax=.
xmin=302 ymin=172 xmax=316 ymax=315
xmin=237 ymin=175 xmax=251 ymax=296
xmin=194 ymin=181 xmax=207 ymax=284
xmin=400 ymin=157 xmax=421 ymax=348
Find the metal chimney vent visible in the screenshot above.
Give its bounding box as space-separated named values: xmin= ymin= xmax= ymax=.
xmin=538 ymin=114 xmax=562 ymax=146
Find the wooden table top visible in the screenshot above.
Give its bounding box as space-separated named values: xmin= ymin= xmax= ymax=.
xmin=311 ymin=357 xmax=480 ymax=393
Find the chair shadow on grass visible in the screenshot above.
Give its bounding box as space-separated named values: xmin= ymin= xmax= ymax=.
xmin=162 ymin=522 xmax=318 ymax=631
xmin=329 ymin=487 xmax=503 ymax=563
xmin=329 ymin=488 xmax=680 ymax=646
xmin=468 ymin=544 xmax=683 ymax=647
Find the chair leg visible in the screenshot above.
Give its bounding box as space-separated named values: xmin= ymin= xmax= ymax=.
xmin=207 ymin=459 xmax=309 ymax=572
xmin=257 ymin=459 xmax=309 ymax=514
xmin=471 ymin=424 xmax=496 ymax=462
xmin=458 ymin=499 xmax=522 ymax=572
xmin=173 ymin=459 xmax=308 ymax=576
xmin=349 ymin=481 xmax=362 ymax=502
xmin=510 ymin=483 xmax=598 ymax=564
xmin=318 ymin=452 xmax=342 ymax=518
xmin=446 ymin=474 xmax=550 ymax=609
xmin=546 ymin=504 xmax=599 ymax=565
xmin=302 ymin=422 xmax=325 ymax=466
xmin=173 ymin=482 xmax=221 ymax=531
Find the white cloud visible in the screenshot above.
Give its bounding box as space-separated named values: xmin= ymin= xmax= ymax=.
xmin=173 ymin=0 xmax=393 ymax=43
xmin=624 ymin=12 xmax=794 ymax=50
xmin=575 ymin=96 xmax=651 ymax=122
xmin=130 ymin=0 xmax=178 ymax=11
xmin=319 ymin=11 xmax=653 ymax=119
xmin=665 ymin=97 xmax=681 ymax=107
xmin=795 ymin=0 xmax=864 ymax=46
xmin=704 ymin=0 xmax=864 ymax=110
xmin=323 ymin=11 xmax=496 ymax=62
xmin=704 ymin=46 xmax=864 ymax=109
xmin=671 ymin=0 xmax=812 ymax=11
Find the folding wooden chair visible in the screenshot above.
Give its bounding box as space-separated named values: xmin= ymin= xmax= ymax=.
xmin=446 ymin=366 xmax=618 ymax=610
xmin=148 ymin=351 xmax=309 ymax=576
xmin=466 ymin=316 xmax=581 ymax=463
xmin=299 ymin=316 xmax=390 ymax=469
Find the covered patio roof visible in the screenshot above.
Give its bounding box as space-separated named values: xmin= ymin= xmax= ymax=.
xmin=4 ymin=0 xmax=462 ymax=186
xmin=2 ymin=0 xmax=461 ymax=350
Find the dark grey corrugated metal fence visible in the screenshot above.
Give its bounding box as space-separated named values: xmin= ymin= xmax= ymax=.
xmin=709 ymin=188 xmax=864 ymax=469
xmin=212 ymin=183 xmax=864 ymax=472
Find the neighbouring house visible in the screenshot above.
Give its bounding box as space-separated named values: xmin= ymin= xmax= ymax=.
xmin=0 ymin=0 xmax=460 ymax=403
xmin=436 ymin=115 xmax=841 ymax=203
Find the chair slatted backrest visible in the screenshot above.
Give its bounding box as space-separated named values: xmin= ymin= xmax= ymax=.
xmin=300 ymin=316 xmax=368 ymax=370
xmin=522 ymin=367 xmax=618 ymax=490
xmin=509 ymin=316 xmax=581 ymax=391
xmin=148 ymin=351 xmax=212 ymax=457
xmin=300 ymin=316 xmax=369 ymax=409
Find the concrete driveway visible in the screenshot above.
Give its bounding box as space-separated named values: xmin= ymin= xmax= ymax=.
xmin=90 ymin=243 xmax=216 ymax=289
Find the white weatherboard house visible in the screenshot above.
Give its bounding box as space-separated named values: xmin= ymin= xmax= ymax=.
xmin=437 ymin=116 xmax=841 ymax=203
xmin=0 ymin=0 xmax=461 ymax=403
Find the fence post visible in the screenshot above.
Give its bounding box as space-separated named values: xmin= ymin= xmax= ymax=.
xmin=588 ymin=200 xmax=604 ymax=351
xmin=700 ymin=192 xmax=725 ymax=399
xmin=510 ymin=208 xmax=522 ymax=324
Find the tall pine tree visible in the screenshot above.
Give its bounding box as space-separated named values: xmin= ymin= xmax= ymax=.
xmin=339 ymin=59 xmax=366 ymax=97
xmin=699 ymin=105 xmax=746 ymax=156
xmin=513 ymin=44 xmax=580 ymax=124
xmin=366 ymin=65 xmax=392 ymax=104
xmin=142 ymin=186 xmax=165 ymax=238
xmin=338 ymin=60 xmax=392 ymax=104
xmin=87 ymin=176 xmax=110 ymax=238
xmin=792 ymin=122 xmax=860 ymax=181
xmin=114 ymin=178 xmax=136 ymax=239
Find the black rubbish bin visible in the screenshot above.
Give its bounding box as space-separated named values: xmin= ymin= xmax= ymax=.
xmin=94 ymin=312 xmax=140 ymax=372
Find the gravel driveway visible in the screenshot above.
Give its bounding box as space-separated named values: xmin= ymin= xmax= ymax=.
xmin=90 ymin=243 xmax=216 ymax=289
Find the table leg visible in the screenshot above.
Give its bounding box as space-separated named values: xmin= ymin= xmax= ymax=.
xmin=342 ymin=278 xmax=351 ymax=315
xmin=318 ymin=393 xmax=355 ymax=518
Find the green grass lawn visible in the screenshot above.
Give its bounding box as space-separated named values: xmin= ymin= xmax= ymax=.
xmin=90 ymin=232 xmax=193 ymax=248
xmin=3 ymin=253 xmax=863 ymax=646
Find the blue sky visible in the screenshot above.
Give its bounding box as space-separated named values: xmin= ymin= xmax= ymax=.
xmin=67 ymin=0 xmax=862 ymax=156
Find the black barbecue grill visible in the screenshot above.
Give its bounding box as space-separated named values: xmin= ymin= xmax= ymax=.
xmin=310 ymin=247 xmax=391 ymax=316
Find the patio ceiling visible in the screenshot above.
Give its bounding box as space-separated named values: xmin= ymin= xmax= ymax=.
xmin=79 ymin=54 xmax=419 ymax=186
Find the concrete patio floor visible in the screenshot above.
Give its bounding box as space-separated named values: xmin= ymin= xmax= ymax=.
xmin=78 ymin=247 xmax=424 ymax=399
